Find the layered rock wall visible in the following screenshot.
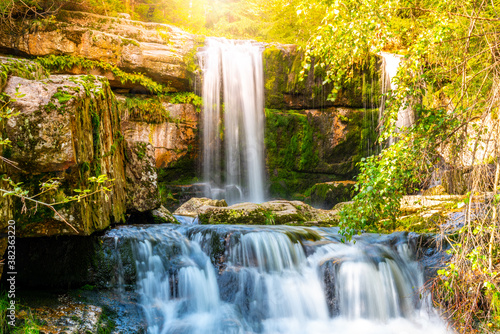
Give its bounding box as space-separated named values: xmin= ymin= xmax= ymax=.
xmin=0 ymin=10 xmax=201 ymax=92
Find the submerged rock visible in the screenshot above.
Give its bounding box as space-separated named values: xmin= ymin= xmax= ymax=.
xmin=30 ymin=301 xmax=102 ymax=334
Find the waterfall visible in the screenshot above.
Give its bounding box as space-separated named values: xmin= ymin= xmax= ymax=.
xmin=107 ymin=225 xmax=452 ymax=334
xmin=198 ymin=38 xmax=266 ymax=204
xmin=379 ymin=52 xmax=415 ymax=140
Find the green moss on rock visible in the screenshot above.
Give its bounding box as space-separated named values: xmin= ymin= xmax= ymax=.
xmin=2 ymin=75 xmax=127 ymax=237
xmin=265 ymin=108 xmax=379 ymax=200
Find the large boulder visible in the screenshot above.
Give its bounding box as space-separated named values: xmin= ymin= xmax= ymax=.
xmin=174 ymin=197 xmax=228 ymax=217
xmin=197 ymin=200 xmax=338 ymax=225
xmin=120 ymin=98 xmax=199 ymax=168
xmin=0 ymin=74 xmax=126 ymax=237
xmin=0 ymin=10 xmax=202 ymax=92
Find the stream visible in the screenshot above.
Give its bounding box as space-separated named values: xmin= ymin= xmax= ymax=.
xmin=105 ymin=222 xmax=452 ymax=334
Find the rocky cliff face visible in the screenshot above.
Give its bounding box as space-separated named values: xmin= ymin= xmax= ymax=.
xmin=265 ymin=107 xmax=378 ymax=200
xmin=0 ymin=10 xmax=201 ymax=92
xmin=263 ymin=45 xmax=382 ymax=110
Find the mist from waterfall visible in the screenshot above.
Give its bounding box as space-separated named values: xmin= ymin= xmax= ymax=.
xmin=198 ymin=38 xmax=266 ymax=204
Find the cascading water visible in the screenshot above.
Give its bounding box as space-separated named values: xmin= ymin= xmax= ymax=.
xmin=107 ymin=224 xmax=453 ymax=334
xmin=379 ymin=52 xmax=415 ymax=141
xmin=198 ymin=38 xmax=266 ymax=204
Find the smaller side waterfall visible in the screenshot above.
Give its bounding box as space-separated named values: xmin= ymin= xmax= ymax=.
xmin=198 ymin=38 xmax=266 ymax=204
xmin=379 ymin=52 xmax=415 ymax=139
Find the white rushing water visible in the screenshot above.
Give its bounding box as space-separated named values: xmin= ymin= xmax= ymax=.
xmin=198 ymin=38 xmax=266 ymax=204
xmin=379 ymin=52 xmax=415 ymax=139
xmin=109 ymin=225 xmax=453 ymax=334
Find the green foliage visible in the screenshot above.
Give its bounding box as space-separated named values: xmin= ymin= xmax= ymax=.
xmin=168 ymin=92 xmax=202 ymax=112
xmin=123 ymin=92 xmax=202 ymax=123
xmin=124 ymin=96 xmax=170 ymax=123
xmin=52 ymin=89 xmax=73 ymax=104
xmin=0 ymin=293 xmax=40 ymax=334
xmin=263 ymin=210 xmax=276 ymax=225
xmin=37 ymin=55 xmax=171 ymax=94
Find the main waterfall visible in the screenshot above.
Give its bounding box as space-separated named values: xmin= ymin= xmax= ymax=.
xmin=198 ymin=38 xmax=266 ymax=204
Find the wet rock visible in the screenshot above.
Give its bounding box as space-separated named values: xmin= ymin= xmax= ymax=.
xmin=197 ymin=200 xmax=338 ymax=225
xmin=265 ymin=108 xmax=378 ymax=198
xmin=31 ymin=301 xmax=102 ymax=334
xmin=174 ymin=197 xmax=228 ymax=217
xmin=124 ymin=141 xmax=159 ymax=213
xmin=319 ymin=260 xmax=340 ymax=316
xmin=262 ymin=45 xmax=382 ymax=109
xmin=151 ymin=205 xmax=178 ymax=223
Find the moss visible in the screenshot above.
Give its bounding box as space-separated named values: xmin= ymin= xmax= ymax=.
xmin=198 ymin=208 xmax=268 ymax=225
xmin=263 ymin=46 xmax=288 ymax=109
xmin=0 ymin=57 xmax=49 ymax=88
xmin=90 ymin=111 xmax=101 ymax=176
xmin=120 ymin=38 xmax=140 ymax=47
xmin=135 ymin=142 xmax=148 ymax=160
xmin=265 ymin=107 xmax=378 ymax=199
xmin=7 ymin=76 xmax=127 ymax=236
xmin=183 ymin=36 xmax=205 ymax=84
xmin=37 ymin=55 xmax=172 ymax=95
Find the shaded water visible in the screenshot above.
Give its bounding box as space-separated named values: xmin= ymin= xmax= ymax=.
xmin=198 ymin=38 xmax=266 ymax=204
xmin=106 ymin=224 xmax=452 ymax=334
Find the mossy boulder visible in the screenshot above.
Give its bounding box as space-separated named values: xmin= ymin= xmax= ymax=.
xmin=174 ymin=197 xmax=228 ymax=217
xmin=263 ymin=45 xmax=382 ymax=109
xmin=151 ymin=205 xmax=178 ymax=223
xmin=197 ymin=200 xmax=338 ymax=225
xmin=0 ymin=74 xmax=126 ymax=237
